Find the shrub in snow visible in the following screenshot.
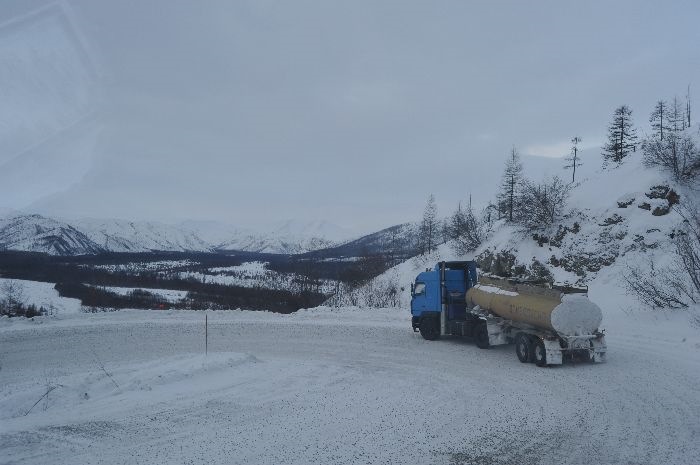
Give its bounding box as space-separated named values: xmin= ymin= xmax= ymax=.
xmin=617 ymin=197 xmax=635 ymax=208
xmin=642 ymin=126 xmax=700 ymax=183
xmin=623 ymin=258 xmax=694 ymax=309
xmin=529 ymin=259 xmax=554 ymax=284
xmin=447 ymin=203 xmax=484 ymax=255
xmin=81 ymin=306 xmax=119 ymax=313
xmin=623 ymin=201 xmax=700 ymax=309
xmin=518 ymin=176 xmax=570 ymax=233
xmin=477 ymin=249 xmax=556 ymax=284
xmin=675 ymin=202 xmax=700 ymax=300
xmin=476 ymin=249 xmax=525 ymax=278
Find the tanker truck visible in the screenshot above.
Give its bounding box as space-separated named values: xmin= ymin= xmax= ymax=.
xmin=410 ymin=261 xmax=606 ymax=366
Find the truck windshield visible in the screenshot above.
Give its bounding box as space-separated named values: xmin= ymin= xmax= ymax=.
xmin=414 ymin=282 xmax=426 ymax=295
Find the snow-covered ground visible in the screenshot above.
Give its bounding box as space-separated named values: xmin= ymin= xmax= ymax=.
xmin=86 ymin=259 xmax=198 ymax=273
xmin=1 ymin=294 xmax=699 ymax=465
xmin=91 ymin=285 xmax=189 ymax=304
xmin=0 ymin=278 xmax=81 ymax=314
xmin=207 ymin=261 xmax=269 ymax=275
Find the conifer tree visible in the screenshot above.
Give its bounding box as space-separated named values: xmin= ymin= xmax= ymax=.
xmin=649 ymin=100 xmax=670 ymax=141
xmin=419 ymin=194 xmax=438 ymax=255
xmin=670 ymin=96 xmax=685 ymax=132
xmin=498 ymin=146 xmax=524 ymax=222
xmin=602 ymin=105 xmax=638 ymax=164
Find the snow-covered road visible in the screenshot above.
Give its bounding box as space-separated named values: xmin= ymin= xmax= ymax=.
xmin=1 ymin=308 xmax=699 ymax=465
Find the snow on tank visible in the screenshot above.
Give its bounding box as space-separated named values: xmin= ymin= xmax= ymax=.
xmin=467 ymin=277 xmax=603 ymax=336
xmin=550 ymin=294 xmax=603 ymax=336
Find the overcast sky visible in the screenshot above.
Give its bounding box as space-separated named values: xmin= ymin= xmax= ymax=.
xmin=1 ymin=0 xmax=699 ymax=234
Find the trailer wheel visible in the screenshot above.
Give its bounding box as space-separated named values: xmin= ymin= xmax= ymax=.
xmin=533 ymin=339 xmax=547 ymax=367
xmin=419 ymin=317 xmax=440 ymax=341
xmin=515 ymin=333 xmax=533 ymax=363
xmin=474 ymin=323 xmax=489 ymax=349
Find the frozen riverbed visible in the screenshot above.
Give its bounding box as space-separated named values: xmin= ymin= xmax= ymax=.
xmin=1 ymin=307 xmax=699 ymax=465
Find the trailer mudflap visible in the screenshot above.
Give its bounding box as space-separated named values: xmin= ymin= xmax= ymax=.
xmin=590 ymin=335 xmax=607 ymax=363
xmin=540 ymin=339 xmax=561 ymax=365
xmin=485 ymin=322 xmax=509 ymax=346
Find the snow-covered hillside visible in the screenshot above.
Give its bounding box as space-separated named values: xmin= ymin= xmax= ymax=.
xmin=0 ymin=214 xmax=104 ymax=256
xmin=75 ymin=218 xmax=211 ymax=253
xmin=0 ymin=214 xmax=357 ymax=256
xmin=303 ymin=222 xmax=419 ymax=260
xmin=0 ymin=214 xmax=210 ymax=255
xmin=345 ymin=156 xmax=697 ymax=315
xmin=476 ymin=156 xmax=689 ymax=285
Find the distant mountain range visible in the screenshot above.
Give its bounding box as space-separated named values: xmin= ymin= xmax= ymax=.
xmin=179 ymin=219 xmax=356 ymax=255
xmin=0 ymin=213 xmax=416 ymax=257
xmin=299 ymin=222 xmax=419 ymax=261
xmin=0 ymin=214 xmax=209 ymax=256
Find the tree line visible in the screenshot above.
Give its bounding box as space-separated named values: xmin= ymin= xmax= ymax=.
xmin=601 ymin=89 xmax=699 ymax=181
xmin=416 ymin=146 xmax=571 ymax=257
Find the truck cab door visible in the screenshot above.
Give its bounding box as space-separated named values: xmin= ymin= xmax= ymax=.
xmin=410 ymin=282 xmax=427 ymax=316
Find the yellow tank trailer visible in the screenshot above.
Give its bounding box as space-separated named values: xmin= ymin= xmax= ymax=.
xmin=466 ymin=277 xmax=603 ymax=337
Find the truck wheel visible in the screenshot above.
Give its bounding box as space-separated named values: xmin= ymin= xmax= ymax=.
xmin=474 ymin=323 xmax=489 ymax=349
xmin=533 ymin=339 xmax=547 ymax=367
xmin=515 ymin=333 xmax=532 ymax=363
xmin=419 ymin=317 xmax=440 ymax=341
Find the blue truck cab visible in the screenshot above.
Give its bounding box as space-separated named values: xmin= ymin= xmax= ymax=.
xmin=411 ymin=261 xmax=481 ymax=341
